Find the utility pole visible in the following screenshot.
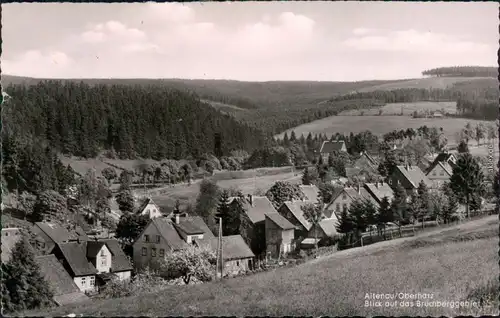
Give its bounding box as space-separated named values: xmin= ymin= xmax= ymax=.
xmin=215 ymin=217 xmax=223 ymax=280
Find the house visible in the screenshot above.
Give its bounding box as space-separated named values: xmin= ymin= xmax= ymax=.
xmin=319 ymin=140 xmax=347 ymax=161
xmin=51 ymin=238 xmax=133 ymax=293
xmin=278 ymin=200 xmax=314 ymax=240
xmin=299 ymin=184 xmax=320 ymax=202
xmin=306 ymin=216 xmax=339 ymax=245
xmin=363 ymin=182 xmax=395 ymax=205
xmin=229 ymin=195 xmax=277 ymax=255
xmin=35 ymin=254 xmax=89 ymax=306
xmin=206 ymin=235 xmax=255 ymax=276
xmin=135 ymin=197 xmax=163 ymax=219
xmin=388 ymin=164 xmax=433 ymax=196
xmin=51 ymin=241 xmax=98 ymax=293
xmin=353 ymin=151 xmax=378 ymax=170
xmin=264 ymin=212 xmax=296 ymax=258
xmin=1 ymin=228 xmax=22 ymax=263
xmin=32 ymin=222 xmax=89 ymax=254
xmin=328 ymin=186 xmax=378 ymax=215
xmin=132 ymin=215 xmax=213 ymax=270
xmin=426 ymin=153 xmax=457 ymax=189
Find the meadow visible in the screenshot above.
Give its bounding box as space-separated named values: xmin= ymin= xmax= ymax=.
xmin=339 ymin=101 xmax=457 ymax=116
xmin=355 ymin=76 xmax=492 ymax=92
xmin=25 ymin=215 xmax=498 ymax=317
xmin=277 ymin=115 xmax=493 ymax=145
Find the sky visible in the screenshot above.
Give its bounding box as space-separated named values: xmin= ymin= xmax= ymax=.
xmin=2 ymin=2 xmax=498 ymax=81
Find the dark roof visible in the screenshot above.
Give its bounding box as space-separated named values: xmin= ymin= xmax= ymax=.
xmin=57 ymin=242 xmax=98 ymax=276
xmin=299 ymin=185 xmax=319 ymax=202
xmin=396 ymin=165 xmax=432 ymax=189
xmin=173 ymin=219 xmax=204 ymax=235
xmin=35 ymin=254 xmax=81 ymax=296
xmin=236 ymin=196 xmax=277 ymax=224
xmin=265 ymin=213 xmax=296 ymax=230
xmin=99 ymin=239 xmax=133 ymax=272
xmin=426 ymin=153 xmax=457 ymax=174
xmin=1 ymin=228 xmax=22 ymax=263
xmin=34 ymin=222 xmax=89 ymax=244
xmin=150 ymin=218 xmax=188 ymax=250
xmin=319 ymin=140 xmax=346 ymax=153
xmin=207 ymin=235 xmax=254 ymax=261
xmin=175 ymin=215 xmax=215 ymax=238
xmin=86 ymin=241 xmax=113 ymax=258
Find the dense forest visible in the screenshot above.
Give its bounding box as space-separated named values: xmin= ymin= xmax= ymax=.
xmin=3 ymin=81 xmax=270 ymax=160
xmin=421 ymin=66 xmax=497 ymax=78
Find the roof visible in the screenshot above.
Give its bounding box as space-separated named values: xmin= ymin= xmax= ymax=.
xmin=1 ymin=228 xmax=22 ymax=263
xmin=56 ymin=242 xmax=98 ymax=276
xmin=135 ymin=197 xmax=159 ymax=215
xmin=174 ymin=215 xmax=215 ymax=238
xmin=236 ymin=196 xmax=277 ymax=224
xmin=364 ymin=182 xmax=395 ymax=203
xmin=265 ymin=213 xmax=296 ymax=230
xmin=149 ymin=218 xmax=188 ymax=250
xmin=438 ymin=162 xmax=454 ymax=176
xmin=332 ymin=186 xmax=378 ymax=206
xmin=35 ymin=254 xmax=81 ymax=296
xmin=207 ymin=235 xmax=254 ymax=261
xmin=301 ymin=238 xmax=321 ymax=245
xmin=282 ymin=200 xmax=314 ymax=230
xmin=396 ymin=165 xmax=432 ymax=189
xmin=99 ymin=239 xmax=133 ymax=272
xmin=318 ymin=218 xmax=339 ymax=237
xmin=34 ymin=222 xmax=89 ymax=243
xmin=345 ymin=167 xmax=362 ymax=178
xmin=319 ymin=140 xmax=346 ymax=153
xmin=299 ymin=185 xmax=319 ymax=202
xmin=86 ymin=241 xmax=113 ymax=258
xmin=426 ymin=153 xmax=456 ymax=175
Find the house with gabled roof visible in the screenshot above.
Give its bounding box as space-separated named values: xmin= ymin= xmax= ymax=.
xmin=264 ymin=212 xmax=296 ymax=258
xmin=204 ymin=235 xmax=255 ymax=277
xmin=1 ymin=228 xmax=22 ymax=263
xmin=32 ymin=222 xmax=89 ymax=255
xmin=299 ymin=184 xmax=320 ymax=203
xmin=135 ymin=197 xmax=162 ymax=219
xmin=229 ymin=194 xmax=278 ymax=256
xmin=328 ymin=185 xmax=378 ymax=215
xmin=35 ymin=254 xmax=89 ymax=306
xmin=426 ymin=152 xmax=457 ymax=189
xmin=353 ymin=151 xmax=378 ymax=170
xmin=132 ymin=214 xmax=214 ymax=270
xmin=277 ymin=200 xmax=314 ymax=240
xmin=388 ymin=164 xmax=433 ymax=196
xmin=319 ymin=140 xmax=347 ymax=162
xmin=305 ymin=216 xmax=340 ymax=248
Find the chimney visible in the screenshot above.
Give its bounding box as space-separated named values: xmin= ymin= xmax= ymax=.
xmin=94 ymin=237 xmax=98 ymax=242
xmin=247 ymin=194 xmax=253 ymax=207
xmin=375 ymin=182 xmax=379 ymax=189
xmin=175 ymin=214 xmax=180 ymax=225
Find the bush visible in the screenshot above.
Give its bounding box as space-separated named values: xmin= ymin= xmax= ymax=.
xmin=99 ymin=268 xmax=171 ymax=299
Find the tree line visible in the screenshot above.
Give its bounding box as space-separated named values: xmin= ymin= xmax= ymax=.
xmin=421 ymin=66 xmax=497 ymax=78
xmin=455 ymin=98 xmax=498 ymax=121
xmin=3 ymin=81 xmax=269 ymax=160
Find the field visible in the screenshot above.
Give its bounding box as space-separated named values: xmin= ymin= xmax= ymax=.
xmin=26 ymin=215 xmax=499 ymax=317
xmin=339 ymin=101 xmax=457 ymax=116
xmin=58 ymin=156 xmax=119 ymax=177
xmin=355 ymin=77 xmax=493 ymax=92
xmin=276 ymin=115 xmax=493 ymax=144
xmin=148 ymin=168 xmax=301 ymax=212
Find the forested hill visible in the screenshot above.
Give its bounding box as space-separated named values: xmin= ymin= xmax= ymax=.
xmin=2 ymin=81 xmax=270 ymax=159
xmin=422 ymin=66 xmax=497 ymax=78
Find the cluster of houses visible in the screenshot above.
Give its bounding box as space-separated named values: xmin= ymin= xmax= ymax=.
xmin=1 ymin=141 xmax=465 ymax=307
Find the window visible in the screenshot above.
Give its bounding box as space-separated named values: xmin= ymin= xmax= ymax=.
xmin=144 ymin=235 xmax=150 ymax=242
xmin=159 ymin=249 xmax=165 ymax=257
xmin=432 ymin=171 xmax=437 ymax=176
xmin=343 ymin=204 xmax=348 ymax=212
xmin=90 ymin=276 xmax=95 ymax=286
xmin=153 ymin=209 xmax=157 ymax=214
xmin=336 ymin=203 xmax=341 ymax=211
xmin=155 ymin=235 xmax=160 ymax=243
xmin=142 ymin=247 xmax=147 ymax=256
xmin=101 ymin=259 xmax=107 ymax=267
xmin=439 ymin=171 xmax=444 ymax=176
xmin=81 ymin=277 xmax=86 ymax=285
xmin=151 ymin=248 xmax=157 ymax=257
xmin=236 ymin=261 xmax=240 ymax=266
xmin=147 ymin=209 xmax=151 ymax=214
xmin=4 ymin=232 xmax=8 ymax=236
xmin=101 ymin=249 xmax=105 ymax=256
xmin=342 ymin=194 xmax=347 ymax=200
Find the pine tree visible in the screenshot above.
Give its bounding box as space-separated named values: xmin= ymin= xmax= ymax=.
xmin=215 ymin=190 xmax=239 ymax=236
xmin=449 ymin=153 xmax=485 ymax=219
xmin=390 ymin=184 xmax=408 ymax=236
xmin=2 ymin=238 xmax=54 ymax=313
xmin=415 ymin=180 xmax=431 ymax=229
xmin=377 ymin=196 xmax=392 ymax=239
xmin=302 ymin=168 xmax=311 ymax=185
xmin=336 ymin=208 xmax=355 ymax=246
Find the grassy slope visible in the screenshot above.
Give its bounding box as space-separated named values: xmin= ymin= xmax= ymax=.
xmin=25 ymin=215 xmax=499 ymax=317
xmin=355 ymin=76 xmax=494 ymax=92
xmin=339 ymin=101 xmax=457 ymax=116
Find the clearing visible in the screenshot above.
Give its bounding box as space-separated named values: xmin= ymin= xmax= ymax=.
xmin=25 ymin=215 xmax=499 ymax=317
xmin=276 ymin=115 xmax=493 ymax=144
xmin=354 ymin=77 xmax=493 ymax=92
xmin=339 ymin=101 xmax=457 ymax=116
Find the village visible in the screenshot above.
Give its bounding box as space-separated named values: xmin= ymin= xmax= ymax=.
xmin=2 ymin=134 xmax=496 ymax=308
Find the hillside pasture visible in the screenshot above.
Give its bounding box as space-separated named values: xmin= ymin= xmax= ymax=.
xmin=101 ymin=158 xmax=162 ymax=173
xmin=355 ymin=77 xmax=493 ymax=92
xmin=58 ymin=156 xmax=118 ymax=177
xmin=26 ymin=215 xmax=498 ymax=317
xmin=277 ymin=115 xmax=493 ymax=145
xmin=339 ymin=101 xmax=457 ymax=116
